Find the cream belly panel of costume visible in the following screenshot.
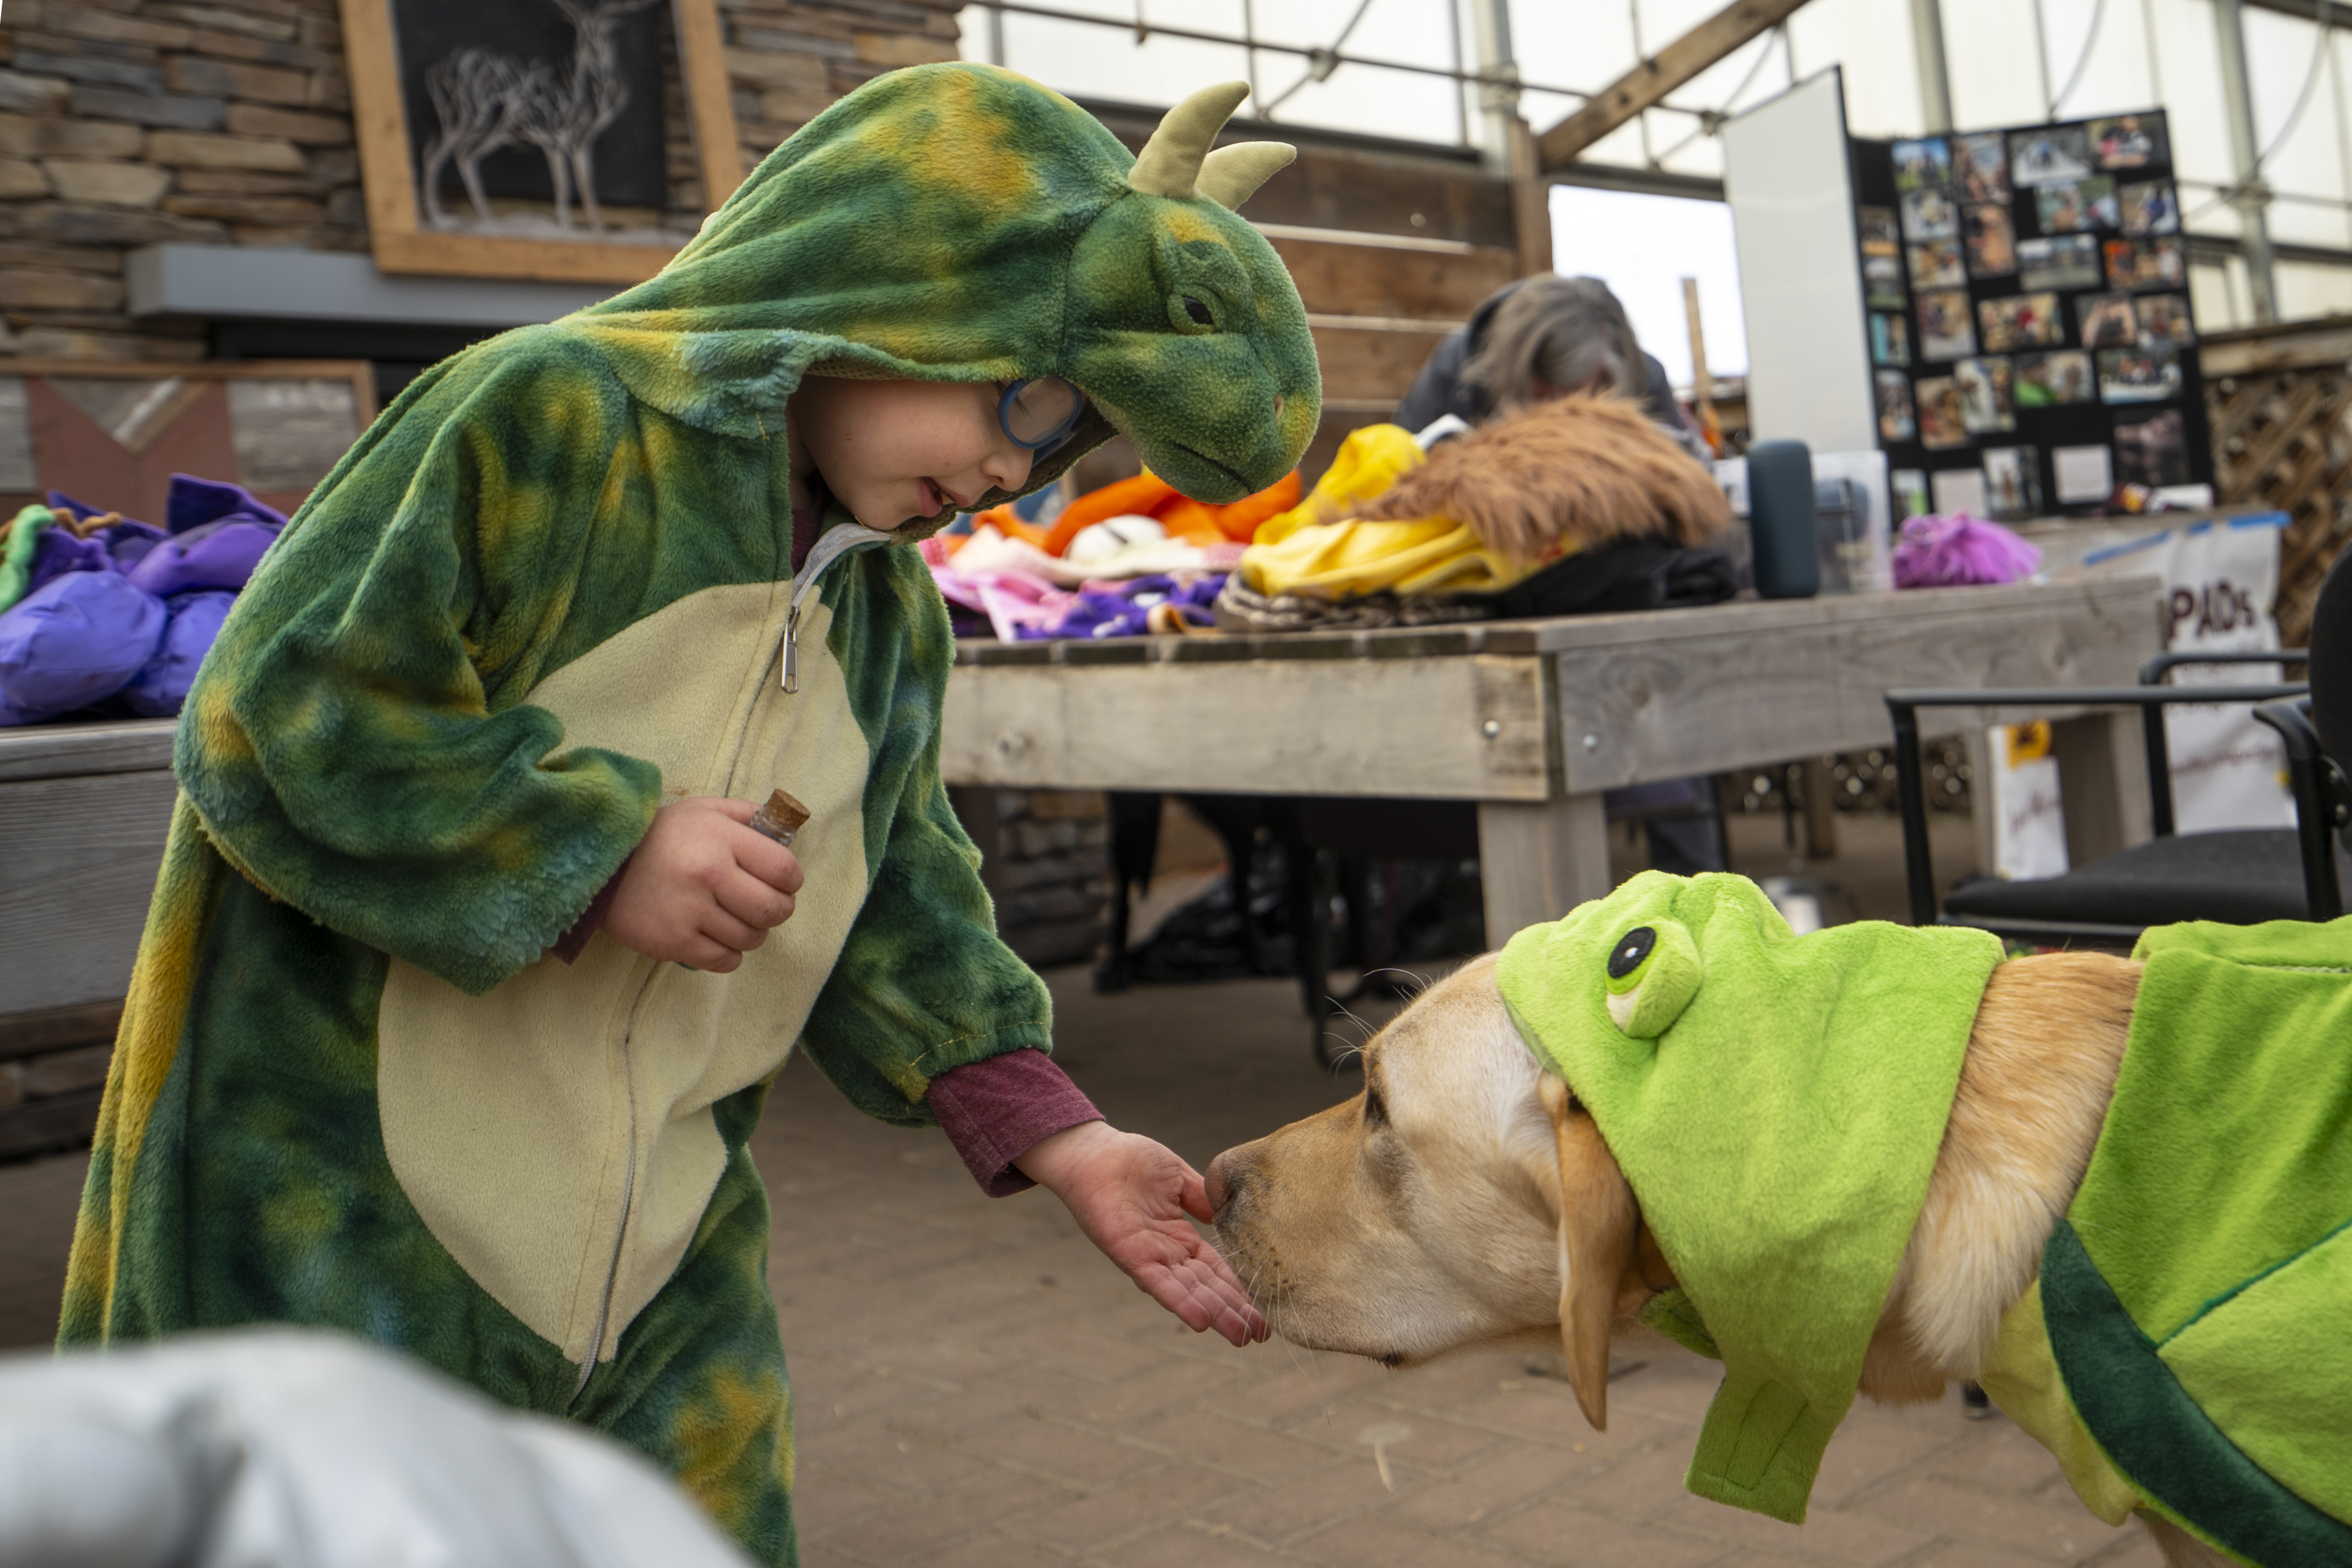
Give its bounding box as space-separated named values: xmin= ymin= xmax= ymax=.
xmin=377 ymin=581 xmax=874 ymax=1363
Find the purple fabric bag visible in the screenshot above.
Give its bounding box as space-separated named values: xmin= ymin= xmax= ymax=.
xmin=0 ymin=569 xmax=168 ymax=723
xmin=121 ymin=474 xmax=286 ymax=597
xmin=37 ymin=490 xmax=169 ymax=572
xmin=121 ymin=589 xmax=235 ymax=718
xmin=25 ymin=527 xmax=111 ymax=596
xmin=126 ymin=519 xmax=279 ymax=597
xmin=165 ymin=474 xmax=289 ymax=536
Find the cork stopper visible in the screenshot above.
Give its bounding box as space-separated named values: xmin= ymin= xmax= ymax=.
xmin=748 ymin=788 xmax=811 ymax=847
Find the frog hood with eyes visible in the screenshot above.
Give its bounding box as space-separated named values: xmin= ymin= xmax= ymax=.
xmin=1496 ymin=872 xmax=2003 ymax=1525
xmin=574 ymin=62 xmax=1321 ymax=524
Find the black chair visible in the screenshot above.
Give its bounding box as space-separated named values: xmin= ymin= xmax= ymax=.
xmin=1883 ymin=547 xmax=2352 ymax=944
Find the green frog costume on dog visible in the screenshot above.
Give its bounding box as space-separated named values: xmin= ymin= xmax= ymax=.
xmin=1499 ymin=872 xmax=2352 ymax=1566
xmin=60 ymin=65 xmax=1317 ymax=1566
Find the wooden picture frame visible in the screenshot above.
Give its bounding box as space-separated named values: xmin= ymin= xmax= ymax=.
xmin=0 ymin=359 xmax=379 ymax=524
xmin=339 ymin=0 xmax=743 ymax=285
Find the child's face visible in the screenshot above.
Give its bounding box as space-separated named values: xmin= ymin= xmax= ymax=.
xmin=789 ymin=376 xmax=1038 ymax=530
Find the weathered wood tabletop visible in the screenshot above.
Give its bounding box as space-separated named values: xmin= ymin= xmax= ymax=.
xmin=941 ymin=577 xmax=2168 ymax=941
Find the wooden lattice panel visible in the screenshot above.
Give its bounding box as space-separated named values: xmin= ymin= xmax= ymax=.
xmin=2204 ymin=318 xmax=2352 ymax=646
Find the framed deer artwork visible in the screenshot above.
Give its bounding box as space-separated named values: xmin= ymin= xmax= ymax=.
xmin=339 ymin=0 xmax=744 ymax=284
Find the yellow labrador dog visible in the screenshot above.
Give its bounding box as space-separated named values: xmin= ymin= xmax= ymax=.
xmin=1206 ymin=948 xmax=2234 ymax=1567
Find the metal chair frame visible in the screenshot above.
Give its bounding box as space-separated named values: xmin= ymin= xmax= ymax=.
xmin=1885 ymin=662 xmax=2320 ymax=941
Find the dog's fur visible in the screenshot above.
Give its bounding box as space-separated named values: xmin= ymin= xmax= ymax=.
xmin=1344 ymin=393 xmax=1732 ymax=560
xmin=1207 ymin=951 xmax=2231 ymax=1566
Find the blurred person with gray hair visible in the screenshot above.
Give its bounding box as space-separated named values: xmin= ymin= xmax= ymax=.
xmin=1394 ymin=274 xmax=1726 ymax=874
xmin=1394 ymin=275 xmax=1703 ymax=455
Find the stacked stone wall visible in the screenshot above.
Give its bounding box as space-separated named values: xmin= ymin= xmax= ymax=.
xmin=0 ymin=0 xmax=960 ymax=362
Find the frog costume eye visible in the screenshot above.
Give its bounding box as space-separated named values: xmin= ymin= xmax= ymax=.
xmin=1603 ymin=921 xmax=1702 ymax=1037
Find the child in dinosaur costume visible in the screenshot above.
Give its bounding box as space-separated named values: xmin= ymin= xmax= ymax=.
xmin=1499 ymin=871 xmax=2352 ymax=1565
xmin=60 ymin=65 xmax=1319 ymax=1566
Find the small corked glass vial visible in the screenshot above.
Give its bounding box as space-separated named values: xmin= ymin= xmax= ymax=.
xmin=747 ymin=788 xmax=810 ymax=848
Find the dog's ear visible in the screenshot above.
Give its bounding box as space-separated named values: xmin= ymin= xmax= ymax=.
xmin=1539 ymin=1073 xmax=1638 ymax=1432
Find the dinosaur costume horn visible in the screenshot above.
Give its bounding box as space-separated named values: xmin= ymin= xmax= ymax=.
xmin=1197 ymin=142 xmax=1296 ymax=209
xmin=1128 ymin=81 xmax=1251 ymax=198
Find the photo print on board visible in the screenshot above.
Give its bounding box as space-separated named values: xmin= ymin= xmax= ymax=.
xmin=1917 ymin=288 xmax=1977 ymax=360
xmin=1917 ymin=376 xmax=1968 ymax=450
xmin=2017 ymin=350 xmax=2096 ymax=407
xmin=2106 ymin=235 xmax=2186 ymax=290
xmin=1956 ymin=356 xmax=2017 ymax=434
xmin=1893 ymin=467 xmax=1932 ymax=521
xmin=2121 ymin=180 xmax=2180 ymax=235
xmin=1982 ymin=446 xmax=2043 ymax=519
xmin=1932 ymin=467 xmax=1990 ymax=516
xmin=2076 ymin=290 xmax=2139 ymax=347
xmin=2115 ymin=409 xmax=2188 ymax=486
xmin=1865 ymin=253 xmax=1910 ymax=309
xmin=2099 ymin=346 xmax=2183 ymax=403
xmin=1894 ymin=136 xmax=1954 ymax=192
xmin=2010 ymin=125 xmax=2093 ymax=185
xmin=2137 ymin=293 xmax=2194 ymax=345
xmin=2036 ymin=176 xmax=2119 ymax=233
xmin=1859 ymin=206 xmax=1902 ymax=256
xmin=1902 ymin=186 xmax=1960 ymax=241
xmin=1909 ymin=238 xmax=1966 ymax=289
xmin=1877 ymin=370 xmax=1917 ymax=442
xmin=1979 ymin=292 xmax=2063 ymax=352
xmin=1965 ymin=204 xmax=2017 ymax=277
xmin=1872 ymin=312 xmax=1913 ymax=367
xmin=2090 ymin=113 xmax=2168 ymax=169
xmin=2054 ymin=443 xmax=2115 ymax=504
xmin=2020 ymin=233 xmax=2103 ymax=290
xmin=1956 ymin=132 xmax=2010 ymax=203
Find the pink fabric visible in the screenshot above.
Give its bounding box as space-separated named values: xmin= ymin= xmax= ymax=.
xmin=927 ymin=1048 xmax=1102 ymax=1196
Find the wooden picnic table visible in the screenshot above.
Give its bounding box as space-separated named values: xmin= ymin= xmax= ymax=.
xmin=940 ymin=577 xmax=2169 ymax=943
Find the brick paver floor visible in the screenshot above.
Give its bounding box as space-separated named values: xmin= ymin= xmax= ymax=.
xmin=0 ymin=964 xmax=2161 ymax=1568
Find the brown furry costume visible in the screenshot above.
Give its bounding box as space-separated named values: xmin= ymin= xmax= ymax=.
xmin=1348 ymin=393 xmax=1729 ymax=562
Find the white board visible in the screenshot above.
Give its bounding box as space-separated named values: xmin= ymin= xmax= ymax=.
xmin=1723 ymin=68 xmax=1876 ymax=456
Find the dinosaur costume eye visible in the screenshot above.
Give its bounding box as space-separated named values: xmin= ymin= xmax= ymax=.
xmin=1182 ymin=295 xmax=1215 ymax=327
xmin=1603 ymin=920 xmax=1702 ymax=1038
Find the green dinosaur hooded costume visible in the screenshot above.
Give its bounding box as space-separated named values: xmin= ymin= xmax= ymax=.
xmin=1501 ymin=877 xmax=2352 ymax=1559
xmin=60 ymin=63 xmax=1318 ymax=1566
xmin=1497 ymin=872 xmax=2004 ymax=1522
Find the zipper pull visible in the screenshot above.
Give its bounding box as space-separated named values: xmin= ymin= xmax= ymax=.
xmin=783 ymin=603 xmax=800 ymax=693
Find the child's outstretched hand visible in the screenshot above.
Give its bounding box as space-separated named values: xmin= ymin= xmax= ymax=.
xmin=1015 ymin=1122 xmax=1270 ymax=1347
xmin=605 ymin=797 xmax=805 ymax=972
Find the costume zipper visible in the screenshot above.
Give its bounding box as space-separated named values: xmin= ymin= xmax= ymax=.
xmin=572 ymin=965 xmax=654 ymax=1406
xmin=783 ymin=522 xmax=893 ymax=691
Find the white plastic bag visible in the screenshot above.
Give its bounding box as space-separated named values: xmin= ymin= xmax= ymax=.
xmin=2080 ymin=513 xmax=2294 ymax=833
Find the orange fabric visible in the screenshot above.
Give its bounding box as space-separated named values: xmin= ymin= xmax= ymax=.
xmin=1040 ymin=473 xmax=1177 ymax=556
xmin=1152 ymin=497 xmax=1228 ymax=547
xmin=1207 ymin=470 xmax=1301 ymax=542
xmin=970 ymin=504 xmax=1054 ymax=550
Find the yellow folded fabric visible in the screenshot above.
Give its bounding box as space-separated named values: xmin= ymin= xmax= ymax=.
xmin=1240 ymin=423 xmax=1544 ymax=599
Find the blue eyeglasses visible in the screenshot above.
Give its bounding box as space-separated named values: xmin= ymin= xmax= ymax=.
xmin=1000 ymin=377 xmax=1085 ymax=452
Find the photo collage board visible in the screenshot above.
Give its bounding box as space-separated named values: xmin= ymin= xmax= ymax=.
xmin=1852 ymin=111 xmax=2209 ymax=520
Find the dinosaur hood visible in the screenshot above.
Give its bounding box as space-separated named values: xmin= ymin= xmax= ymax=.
xmin=571 ymin=62 xmax=1321 ymax=521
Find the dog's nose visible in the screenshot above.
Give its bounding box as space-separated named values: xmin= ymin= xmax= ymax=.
xmin=1203 ymin=1148 xmax=1241 ymax=1215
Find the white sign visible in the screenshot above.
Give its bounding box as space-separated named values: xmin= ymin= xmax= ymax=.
xmin=1987 ymin=721 xmax=2070 ymax=881
xmin=2081 ymin=514 xmax=2295 ymax=833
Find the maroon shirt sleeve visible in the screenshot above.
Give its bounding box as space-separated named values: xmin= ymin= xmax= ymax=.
xmin=553 ymin=852 xmax=633 ymax=964
xmin=927 ymin=1048 xmax=1103 ymax=1196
